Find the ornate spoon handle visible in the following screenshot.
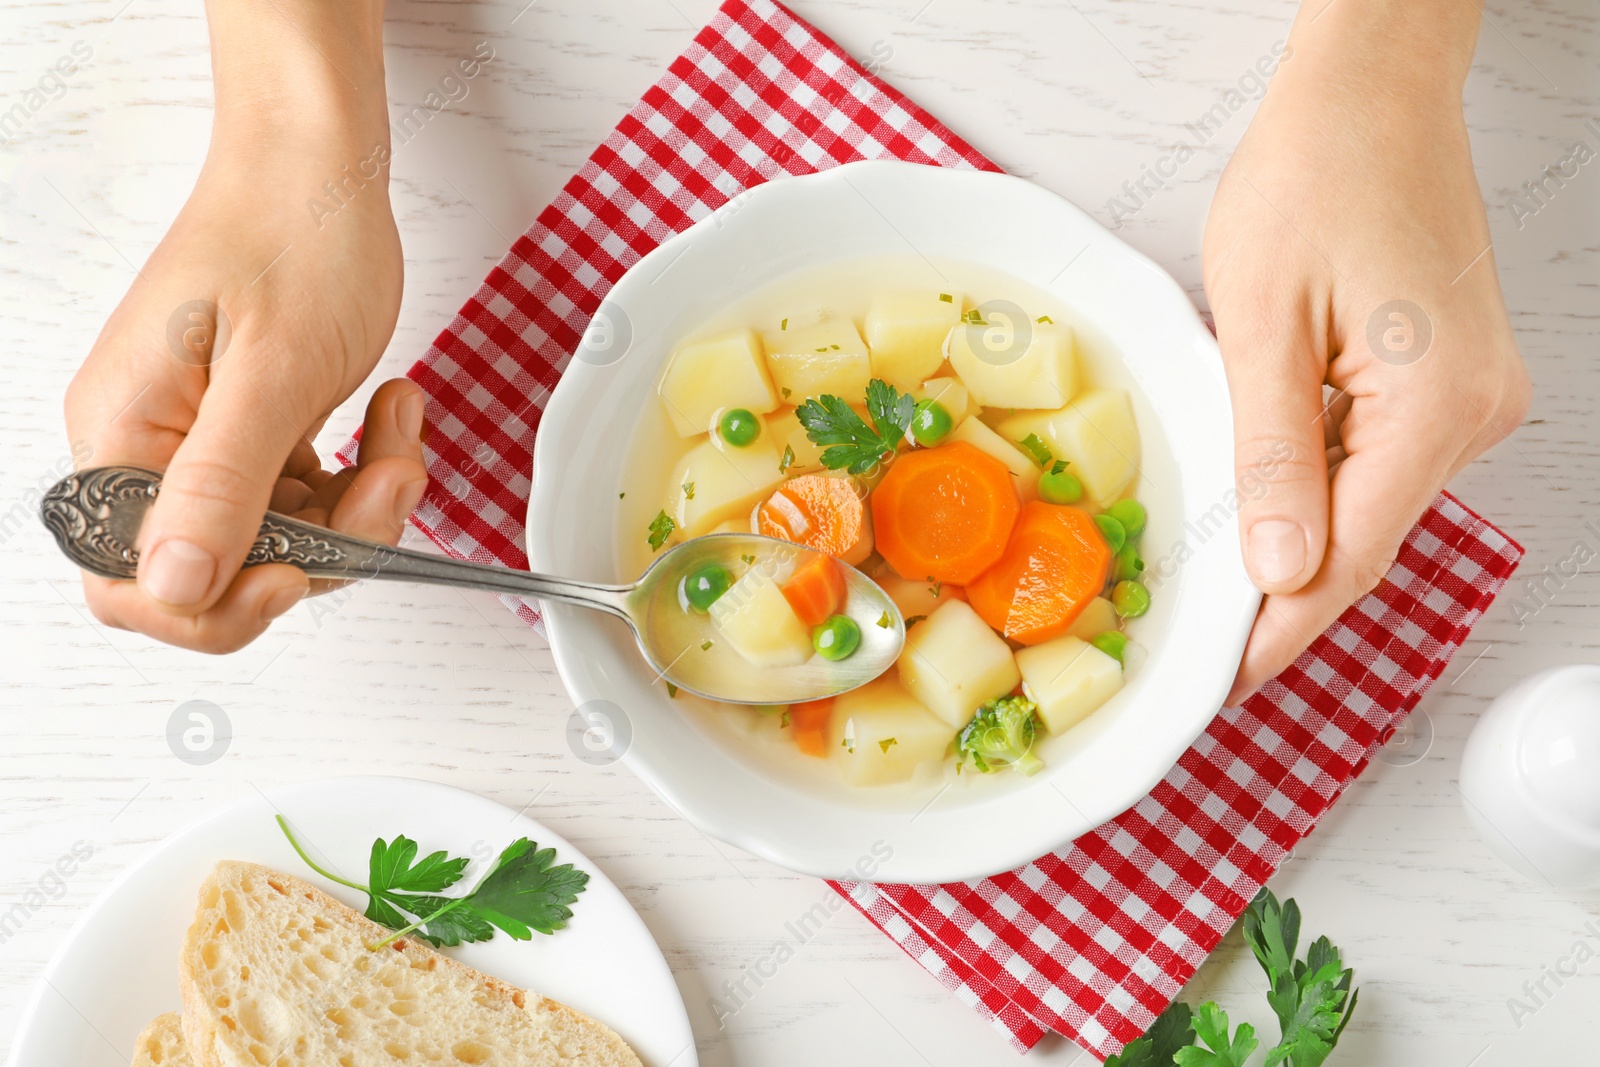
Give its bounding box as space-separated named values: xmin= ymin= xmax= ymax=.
xmin=40 ymin=466 xmax=633 ymax=619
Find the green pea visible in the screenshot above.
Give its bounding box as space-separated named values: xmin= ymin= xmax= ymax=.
xmin=1112 ymin=544 xmax=1144 ymax=583
xmin=1090 ymin=631 xmax=1129 ymax=663
xmin=1105 ymin=499 xmax=1147 ymax=540
xmin=1038 ymin=468 xmax=1084 ymax=505
xmin=682 ymin=564 xmax=732 ymax=612
xmin=1093 ymin=513 xmax=1127 ymax=553
xmin=813 ymin=614 xmax=862 ymax=661
xmin=718 ymin=408 xmax=760 ymax=447
xmin=910 ymin=399 xmax=953 ymax=446
xmin=1112 ymin=580 xmax=1151 ymax=618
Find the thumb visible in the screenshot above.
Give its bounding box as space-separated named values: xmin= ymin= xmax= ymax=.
xmin=136 ymin=375 xmax=310 ymax=613
xmin=1215 ymin=303 xmax=1331 ymax=595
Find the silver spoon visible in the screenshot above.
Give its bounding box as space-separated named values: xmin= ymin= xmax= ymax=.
xmin=39 ymin=466 xmax=904 ymax=704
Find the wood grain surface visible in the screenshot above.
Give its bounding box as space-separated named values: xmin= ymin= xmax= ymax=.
xmin=1 ymin=1 xmax=1596 ymax=1063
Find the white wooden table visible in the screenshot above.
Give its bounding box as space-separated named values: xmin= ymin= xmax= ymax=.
xmin=2 ymin=2 xmax=1597 ymax=1064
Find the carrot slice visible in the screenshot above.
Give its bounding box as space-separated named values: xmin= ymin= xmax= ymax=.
xmin=790 ymin=697 xmax=834 ymax=757
xmin=966 ymin=501 xmax=1111 ymax=646
xmin=756 ymin=474 xmax=873 ymax=565
xmin=869 ymin=441 xmax=1020 ymax=585
xmin=781 ymin=555 xmax=846 ymax=627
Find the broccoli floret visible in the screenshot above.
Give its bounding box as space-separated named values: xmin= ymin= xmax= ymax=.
xmin=956 ymin=695 xmax=1043 ymax=776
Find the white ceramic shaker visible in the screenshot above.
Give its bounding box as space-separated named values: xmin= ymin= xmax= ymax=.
xmin=1459 ymin=664 xmax=1600 ymax=888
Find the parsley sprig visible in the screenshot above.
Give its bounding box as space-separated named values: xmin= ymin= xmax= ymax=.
xmin=1248 ymin=893 xmax=1358 ymax=1067
xmin=1105 ymin=890 xmax=1357 ymax=1067
xmin=277 ymin=816 xmax=589 ymax=951
xmin=794 ymin=378 xmax=915 ymax=474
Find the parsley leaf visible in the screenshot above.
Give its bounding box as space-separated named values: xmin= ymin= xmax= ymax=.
xmin=1174 ymin=1003 xmax=1257 ymax=1067
xmin=456 ymin=838 xmax=590 ymax=940
xmin=368 ymin=835 xmax=469 ymax=899
xmin=1104 ymin=1001 xmax=1194 ymax=1067
xmin=794 ymin=379 xmax=913 ymax=474
xmin=865 ymin=378 xmax=915 ymax=449
xmin=794 ymin=395 xmax=882 ymax=473
xmin=779 ymin=443 xmax=795 ymax=474
xmin=1243 ymin=889 xmax=1299 ymax=978
xmin=647 ymin=510 xmax=675 ymax=551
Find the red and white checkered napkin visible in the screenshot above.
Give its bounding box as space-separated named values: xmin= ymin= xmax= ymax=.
xmin=344 ymin=0 xmax=1524 ymax=1057
xmin=835 ymin=493 xmax=1521 ymax=1055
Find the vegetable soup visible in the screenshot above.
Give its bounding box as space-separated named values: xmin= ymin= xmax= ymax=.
xmin=617 ymin=256 xmax=1169 ymax=792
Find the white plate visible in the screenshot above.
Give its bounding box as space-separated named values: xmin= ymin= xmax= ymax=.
xmin=9 ymin=776 xmax=695 ymax=1067
xmin=528 ymin=160 xmax=1258 ymax=883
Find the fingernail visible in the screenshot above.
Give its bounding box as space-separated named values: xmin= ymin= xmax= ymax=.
xmin=1247 ymin=520 xmax=1306 ymax=586
xmin=394 ymin=475 xmax=427 ymax=521
xmin=140 ymin=539 xmax=217 ymax=606
xmin=398 ymin=391 xmax=424 ymax=441
xmin=261 ymin=584 xmax=303 ymax=622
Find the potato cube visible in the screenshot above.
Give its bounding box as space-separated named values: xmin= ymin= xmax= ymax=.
xmin=897 ymin=600 xmax=1019 ymax=729
xmin=1015 ymin=635 xmax=1123 ymax=734
xmin=762 ymin=319 xmax=871 ymax=402
xmin=865 ymin=291 xmax=964 ymax=388
xmin=949 ymin=416 xmax=1040 ymax=500
xmin=947 ymin=320 xmax=1076 ymax=410
xmin=710 ymin=566 xmax=813 ymax=667
xmin=829 ymin=677 xmax=959 ymax=786
xmin=913 ymin=376 xmax=974 ymax=426
xmin=996 ymin=389 xmax=1140 ymax=506
xmin=765 ymin=409 xmax=825 ymax=476
xmin=671 ymin=436 xmax=785 ymax=536
xmin=658 ymin=329 xmax=778 ymax=437
xmin=1066 ymin=596 xmax=1119 ymax=641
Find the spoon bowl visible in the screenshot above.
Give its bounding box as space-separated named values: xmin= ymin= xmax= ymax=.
xmin=628 ymin=533 xmax=903 ymax=704
xmin=39 ymin=466 xmax=903 ymax=704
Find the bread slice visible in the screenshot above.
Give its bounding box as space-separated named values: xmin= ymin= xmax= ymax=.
xmin=178 ymin=861 xmax=642 ymax=1067
xmin=132 ymin=1012 xmax=192 ymax=1066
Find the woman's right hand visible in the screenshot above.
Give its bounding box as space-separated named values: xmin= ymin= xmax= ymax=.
xmin=63 ymin=0 xmax=426 ymax=654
